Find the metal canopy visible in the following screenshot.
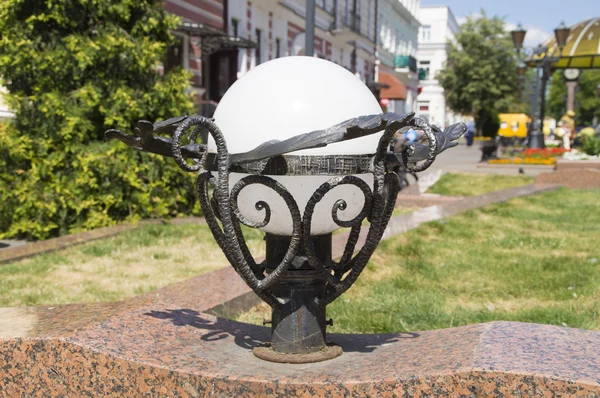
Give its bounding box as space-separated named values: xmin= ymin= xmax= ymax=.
xmin=176 ymin=22 xmax=256 ymax=55
xmin=526 ymin=17 xmax=600 ymax=69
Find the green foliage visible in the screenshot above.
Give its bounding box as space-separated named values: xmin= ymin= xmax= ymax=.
xmin=476 ymin=107 xmax=500 ymax=138
xmin=548 ymin=70 xmax=600 ymax=125
xmin=583 ymin=135 xmax=600 ymax=156
xmin=437 ymin=12 xmax=522 ymax=133
xmin=575 ymin=70 xmax=600 ymax=125
xmin=0 ymin=222 xmax=265 ymax=307
xmin=548 ymin=70 xmax=567 ymax=120
xmin=326 ymin=188 xmax=600 ymax=333
xmin=426 ymin=172 xmax=534 ymax=197
xmin=0 ymin=0 xmax=196 ymax=240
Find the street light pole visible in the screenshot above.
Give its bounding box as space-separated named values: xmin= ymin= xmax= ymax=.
xmin=511 ymin=21 xmax=570 ymax=149
xmin=305 ymin=0 xmax=315 ymax=56
xmin=532 ymin=61 xmax=551 ymax=148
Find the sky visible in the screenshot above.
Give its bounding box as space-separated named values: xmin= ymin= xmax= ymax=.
xmin=420 ymin=0 xmax=599 ymax=47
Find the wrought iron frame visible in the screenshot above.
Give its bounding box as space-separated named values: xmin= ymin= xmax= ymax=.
xmin=106 ymin=113 xmax=466 ymax=362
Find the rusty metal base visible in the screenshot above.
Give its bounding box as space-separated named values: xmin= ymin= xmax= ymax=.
xmin=253 ymin=344 xmax=343 ymax=364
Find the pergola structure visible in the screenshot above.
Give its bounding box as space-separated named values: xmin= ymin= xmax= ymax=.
xmin=526 ymin=17 xmax=600 ymax=70
xmin=512 ymin=17 xmax=600 ymax=148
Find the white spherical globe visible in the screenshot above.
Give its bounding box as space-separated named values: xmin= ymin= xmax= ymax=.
xmin=210 ymin=56 xmax=382 ymax=155
xmin=210 ymin=56 xmax=382 ymax=236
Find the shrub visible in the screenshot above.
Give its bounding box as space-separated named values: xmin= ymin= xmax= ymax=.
xmin=582 ymin=135 xmax=600 ymax=157
xmin=0 ymin=0 xmax=197 ymax=240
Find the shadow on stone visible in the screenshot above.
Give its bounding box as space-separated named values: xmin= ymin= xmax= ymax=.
xmin=145 ymin=308 xmax=266 ymax=351
xmin=330 ymin=331 xmax=420 ymax=353
xmin=144 ymin=308 xmax=419 ymax=355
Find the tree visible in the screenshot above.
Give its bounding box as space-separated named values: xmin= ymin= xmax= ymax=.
xmin=548 ymin=70 xmax=600 ymax=125
xmin=547 ymin=70 xmax=567 ymax=120
xmin=0 ymin=0 xmax=196 ymax=240
xmin=437 ymin=12 xmax=522 ymax=136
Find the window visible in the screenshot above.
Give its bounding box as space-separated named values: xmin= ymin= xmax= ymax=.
xmin=419 ymin=103 xmax=430 ymax=112
xmin=231 ymin=19 xmax=239 ymax=37
xmin=418 ymin=60 xmax=430 ymax=80
xmin=217 ymin=56 xmax=230 ymax=98
xmin=367 ymin=0 xmax=372 ymax=39
xmin=165 ymin=35 xmax=184 ymax=71
xmin=255 ymin=28 xmax=262 ymax=65
xmin=421 ymin=25 xmax=431 ymax=42
xmin=345 ymin=0 xmax=350 ymax=24
xmin=276 ymin=38 xmax=281 ymax=58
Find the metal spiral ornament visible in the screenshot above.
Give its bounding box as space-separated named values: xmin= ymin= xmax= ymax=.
xmin=172 ymin=118 xmax=207 ymax=172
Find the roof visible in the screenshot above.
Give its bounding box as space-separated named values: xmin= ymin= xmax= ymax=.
xmin=528 ymin=17 xmax=600 ymax=69
xmin=378 ymin=71 xmax=407 ymax=100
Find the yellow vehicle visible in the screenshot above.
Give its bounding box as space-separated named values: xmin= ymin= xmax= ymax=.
xmin=497 ymin=113 xmax=531 ymax=139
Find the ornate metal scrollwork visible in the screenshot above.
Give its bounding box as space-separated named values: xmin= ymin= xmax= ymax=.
xmin=105 ymin=113 xmax=466 ymax=311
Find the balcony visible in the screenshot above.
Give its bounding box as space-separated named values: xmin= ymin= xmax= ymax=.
xmin=331 ymin=9 xmax=362 ymax=37
xmin=394 ymin=55 xmax=418 ymax=74
xmin=348 ymin=13 xmax=361 ymax=34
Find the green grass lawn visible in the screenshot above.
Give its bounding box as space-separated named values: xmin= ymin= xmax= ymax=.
xmin=0 ymin=223 xmax=264 ymax=307
xmin=426 ymin=172 xmax=534 ymax=196
xmin=239 ymin=188 xmax=600 ymax=332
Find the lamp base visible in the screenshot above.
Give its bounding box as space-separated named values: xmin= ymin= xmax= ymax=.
xmin=264 ymin=234 xmax=333 ymax=357
xmin=528 ymin=130 xmax=546 ymax=149
xmin=253 ymin=343 xmax=342 ymax=364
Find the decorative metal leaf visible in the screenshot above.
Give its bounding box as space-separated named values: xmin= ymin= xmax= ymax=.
xmin=229 ymin=113 xmax=415 ymax=165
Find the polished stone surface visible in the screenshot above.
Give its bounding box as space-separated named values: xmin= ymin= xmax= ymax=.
xmin=1 ymin=267 xmax=599 ymax=396
xmin=536 ymin=169 xmax=600 ymax=189
xmin=556 ymin=159 xmax=600 ymax=172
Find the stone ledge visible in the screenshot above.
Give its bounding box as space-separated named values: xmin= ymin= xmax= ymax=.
xmin=1 ymin=257 xmax=599 ymax=395
xmin=1 ymin=300 xmax=599 ymax=396
xmin=536 ymin=169 xmax=600 ymax=189
xmin=556 ymin=159 xmax=600 ymax=171
xmin=396 ymin=194 xmax=464 ymax=208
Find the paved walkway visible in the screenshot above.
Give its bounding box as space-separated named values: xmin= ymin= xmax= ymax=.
xmin=424 ymin=142 xmax=552 ymax=177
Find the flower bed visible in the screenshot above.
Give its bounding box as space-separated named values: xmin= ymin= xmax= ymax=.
xmin=490 ymin=148 xmax=566 ymax=166
xmin=489 ymin=157 xmax=556 ymax=165
xmin=563 ymin=149 xmax=600 ymax=161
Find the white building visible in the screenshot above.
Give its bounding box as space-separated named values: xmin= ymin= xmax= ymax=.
xmin=376 ymin=0 xmax=420 ymax=114
xmin=228 ymin=0 xmax=378 ymax=92
xmin=416 ymin=5 xmax=463 ymax=128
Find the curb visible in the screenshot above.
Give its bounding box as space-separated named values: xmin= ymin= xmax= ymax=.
xmin=0 ymin=217 xmax=205 ymax=265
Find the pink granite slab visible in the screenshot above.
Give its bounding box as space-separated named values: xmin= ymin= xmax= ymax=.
xmin=1 ymin=267 xmax=599 ymax=397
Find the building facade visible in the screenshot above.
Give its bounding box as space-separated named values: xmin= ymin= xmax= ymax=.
xmin=416 ymin=5 xmax=463 ymax=128
xmin=230 ymin=0 xmax=378 ymax=84
xmin=167 ymin=0 xmax=378 ymax=114
xmin=375 ymin=0 xmax=420 ymax=114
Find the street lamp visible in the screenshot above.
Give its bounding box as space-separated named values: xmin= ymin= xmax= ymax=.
xmin=511 ymin=21 xmax=571 ymax=149
xmin=511 ymin=23 xmax=527 ymax=51
xmin=106 ymin=57 xmax=466 ymax=363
